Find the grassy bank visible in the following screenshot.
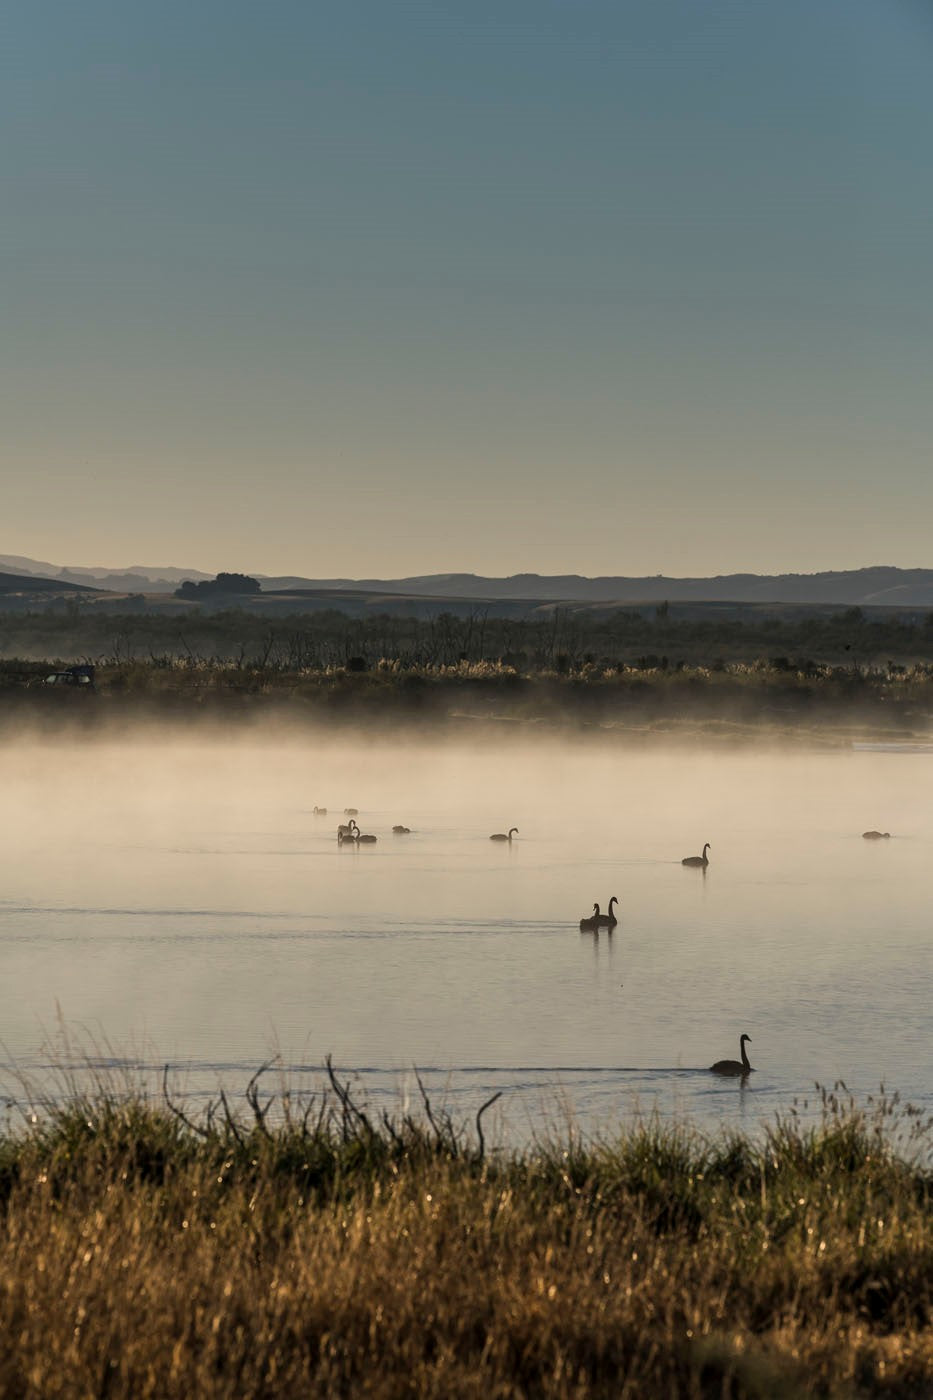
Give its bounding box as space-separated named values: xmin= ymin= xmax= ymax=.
xmin=5 ymin=602 xmax=933 ymax=737
xmin=3 ymin=655 xmax=933 ymax=741
xmin=0 ymin=1069 xmax=930 ymax=1397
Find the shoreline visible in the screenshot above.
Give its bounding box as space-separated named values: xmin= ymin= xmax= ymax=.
xmin=1 ymin=658 xmax=932 ymax=745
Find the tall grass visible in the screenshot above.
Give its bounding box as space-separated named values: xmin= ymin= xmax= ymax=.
xmin=0 ymin=1065 xmax=930 ymax=1396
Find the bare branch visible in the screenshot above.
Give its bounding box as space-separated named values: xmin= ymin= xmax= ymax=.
xmin=162 ymin=1063 xmax=209 ymax=1139
xmin=475 ymin=1091 xmax=503 ymax=1163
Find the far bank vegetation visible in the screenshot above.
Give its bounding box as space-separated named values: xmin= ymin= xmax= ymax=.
xmin=2 ymin=605 xmax=933 ymax=733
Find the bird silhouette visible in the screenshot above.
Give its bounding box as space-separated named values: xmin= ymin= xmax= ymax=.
xmin=710 ymin=1034 xmax=753 ymax=1077
xmin=596 ymin=896 xmax=619 ymax=928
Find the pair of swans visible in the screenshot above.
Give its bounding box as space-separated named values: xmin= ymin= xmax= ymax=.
xmin=579 ymin=896 xmax=619 ymax=931
xmin=490 ymin=827 xmax=518 ymax=842
xmin=338 ymin=820 xmax=376 ymax=844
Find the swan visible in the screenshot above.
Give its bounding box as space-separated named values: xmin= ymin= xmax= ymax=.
xmin=338 ymin=819 xmax=360 ymax=843
xmin=356 ymin=832 xmax=377 ymax=843
xmin=490 ymin=827 xmax=518 ymax=842
xmin=392 ymin=825 xmax=411 ymax=833
xmin=710 ymin=1034 xmax=753 ymax=1077
xmin=313 ymin=806 xmax=327 ymax=815
xmin=579 ymin=903 xmax=600 ymax=931
xmin=682 ymin=842 xmax=710 ymax=868
xmin=862 ymin=830 xmax=891 ymax=840
xmin=344 ymin=808 xmax=358 ymax=816
xmin=596 ymin=896 xmax=619 ymax=928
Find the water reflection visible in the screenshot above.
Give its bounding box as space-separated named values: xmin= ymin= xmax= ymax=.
xmin=0 ymin=731 xmax=930 ymax=1140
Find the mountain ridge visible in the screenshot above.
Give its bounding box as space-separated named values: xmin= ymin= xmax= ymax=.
xmin=3 ymin=556 xmax=933 ymax=606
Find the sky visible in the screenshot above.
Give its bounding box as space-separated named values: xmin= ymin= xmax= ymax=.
xmin=2 ymin=0 xmax=932 ymax=579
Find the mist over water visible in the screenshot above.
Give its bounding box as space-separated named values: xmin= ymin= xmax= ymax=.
xmin=1 ymin=727 xmax=931 ymax=1141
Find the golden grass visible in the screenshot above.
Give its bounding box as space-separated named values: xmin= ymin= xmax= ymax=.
xmin=0 ymin=1077 xmax=929 ymax=1397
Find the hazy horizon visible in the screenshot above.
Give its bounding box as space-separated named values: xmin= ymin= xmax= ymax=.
xmin=4 ymin=1 xmax=932 ymax=574
xmin=5 ymin=551 xmax=933 ymax=586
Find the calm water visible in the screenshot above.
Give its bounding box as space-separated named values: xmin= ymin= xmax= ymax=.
xmin=1 ymin=731 xmax=931 ymax=1144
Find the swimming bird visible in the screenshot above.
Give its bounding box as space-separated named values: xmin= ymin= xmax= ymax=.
xmin=682 ymin=842 xmax=711 ymax=867
xmin=579 ymin=903 xmax=600 ymax=931
xmin=710 ymin=1034 xmax=753 ymax=1077
xmin=338 ymin=819 xmax=360 ymax=843
xmin=356 ymin=832 xmax=377 ymax=843
xmin=392 ymin=825 xmax=411 ymax=833
xmin=344 ymin=808 xmax=359 ymax=816
xmin=862 ymin=830 xmax=891 ymax=840
xmin=313 ymin=806 xmax=327 ymax=815
xmin=490 ymin=827 xmax=518 ymax=842
xmin=596 ymin=896 xmax=619 ymax=928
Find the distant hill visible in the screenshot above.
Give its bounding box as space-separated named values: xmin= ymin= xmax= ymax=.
xmin=0 ymin=556 xmax=212 ymax=593
xmin=3 ymin=556 xmax=933 ymax=607
xmin=261 ymin=567 xmax=933 ymax=607
xmin=0 ymin=569 xmax=97 ymax=594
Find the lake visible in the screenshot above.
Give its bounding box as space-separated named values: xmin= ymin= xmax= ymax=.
xmin=1 ymin=728 xmax=930 ymax=1145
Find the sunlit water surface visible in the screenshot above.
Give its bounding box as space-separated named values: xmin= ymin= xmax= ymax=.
xmin=1 ymin=732 xmax=931 ymax=1146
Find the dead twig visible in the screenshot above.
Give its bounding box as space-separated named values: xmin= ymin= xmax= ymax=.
xmin=245 ymin=1059 xmax=278 ymax=1139
xmin=162 ymin=1064 xmax=209 ymax=1139
xmin=219 ymin=1089 xmax=244 ymax=1146
xmin=325 ymin=1055 xmax=374 ymax=1139
xmin=475 ymin=1091 xmax=503 ymax=1163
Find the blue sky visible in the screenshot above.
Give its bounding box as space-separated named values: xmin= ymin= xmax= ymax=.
xmin=3 ymin=1 xmax=931 ymax=576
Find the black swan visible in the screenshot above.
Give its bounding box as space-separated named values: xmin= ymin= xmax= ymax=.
xmin=596 ymin=896 xmax=619 ymax=928
xmin=710 ymin=1034 xmax=753 ymax=1077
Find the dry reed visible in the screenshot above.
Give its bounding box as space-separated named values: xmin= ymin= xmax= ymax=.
xmin=0 ymin=1071 xmax=929 ymax=1398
